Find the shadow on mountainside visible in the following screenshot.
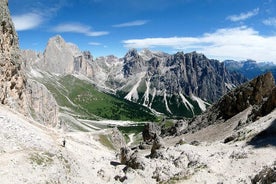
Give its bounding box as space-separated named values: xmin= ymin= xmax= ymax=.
xmin=248 ymin=119 xmax=276 ymax=148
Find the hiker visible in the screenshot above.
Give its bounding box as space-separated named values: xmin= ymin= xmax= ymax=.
xmin=62 ymin=138 xmax=66 ymax=147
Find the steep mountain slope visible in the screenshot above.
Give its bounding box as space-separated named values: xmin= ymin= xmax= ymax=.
xmin=0 ymin=0 xmax=59 ymax=126
xmin=0 ymin=0 xmax=26 ymax=113
xmin=185 ymin=72 xmax=276 ymax=134
xmin=224 ymin=59 xmax=276 ymax=79
xmin=22 ymin=36 xmax=246 ymax=118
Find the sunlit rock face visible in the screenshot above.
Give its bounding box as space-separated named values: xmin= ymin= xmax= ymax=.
xmin=0 ymin=0 xmax=27 ymax=113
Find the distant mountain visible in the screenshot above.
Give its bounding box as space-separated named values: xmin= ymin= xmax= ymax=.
xmin=224 ymin=59 xmax=276 ymax=80
xmin=116 ymin=49 xmax=247 ymax=117
xmin=22 ymin=35 xmax=246 ymax=119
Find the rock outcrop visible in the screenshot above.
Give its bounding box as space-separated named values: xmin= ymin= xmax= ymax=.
xmin=251 ymin=162 xmax=276 ymax=184
xmin=150 ymin=135 xmax=165 ymax=158
xmin=26 ymin=80 xmax=59 ymax=126
xmin=142 ymin=122 xmax=161 ymax=143
xmin=120 ymin=147 xmax=145 ymax=170
xmin=0 ymin=0 xmax=27 ymax=113
xmin=186 ymin=72 xmax=276 ymax=133
xmin=0 ymin=1 xmax=59 ymax=126
xmin=109 ymin=127 xmax=126 ymax=150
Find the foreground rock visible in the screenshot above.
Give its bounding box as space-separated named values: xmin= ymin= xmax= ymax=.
xmin=0 ymin=0 xmax=27 ymax=113
xmin=0 ymin=0 xmax=59 ymax=126
xmin=251 ymin=162 xmax=276 ymax=184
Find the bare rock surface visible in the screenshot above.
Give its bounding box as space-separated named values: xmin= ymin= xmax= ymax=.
xmin=25 ymin=79 xmax=59 ymax=127
xmin=187 ymin=72 xmax=276 ymax=133
xmin=0 ymin=0 xmax=27 ymax=113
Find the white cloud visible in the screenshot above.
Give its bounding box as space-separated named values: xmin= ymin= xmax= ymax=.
xmin=112 ymin=20 xmax=149 ymax=27
xmin=89 ymin=42 xmax=102 ymax=46
xmin=263 ymin=17 xmax=276 ymax=27
xmin=52 ymin=23 xmax=109 ymax=36
xmin=12 ymin=13 xmax=43 ymax=31
xmin=227 ymin=8 xmax=259 ymax=22
xmin=123 ymin=26 xmax=276 ymax=62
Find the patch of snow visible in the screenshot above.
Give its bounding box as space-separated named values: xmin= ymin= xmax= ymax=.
xmin=124 ymin=72 xmax=146 ymax=101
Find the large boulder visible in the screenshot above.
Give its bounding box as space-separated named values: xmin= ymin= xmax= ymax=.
xmin=109 ymin=127 xmax=126 ymax=150
xmin=218 ymin=72 xmax=275 ymax=119
xmin=251 ymin=163 xmax=276 ymax=184
xmin=120 ymin=147 xmax=145 ymax=170
xmin=150 ymin=135 xmax=165 ymax=158
xmin=25 ymin=80 xmax=59 ymax=127
xmin=142 ymin=122 xmax=161 ymax=143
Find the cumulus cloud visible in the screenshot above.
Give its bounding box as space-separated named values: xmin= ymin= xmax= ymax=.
xmin=12 ymin=13 xmax=43 ymax=31
xmin=51 ymin=23 xmax=109 ymax=36
xmin=112 ymin=20 xmax=149 ymax=27
xmin=123 ymin=26 xmax=276 ymax=62
xmin=227 ymin=8 xmax=259 ymax=22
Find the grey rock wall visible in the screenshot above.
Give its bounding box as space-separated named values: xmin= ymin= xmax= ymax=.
xmin=0 ymin=0 xmax=27 ymax=113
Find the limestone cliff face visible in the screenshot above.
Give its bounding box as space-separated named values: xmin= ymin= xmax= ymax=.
xmin=0 ymin=0 xmax=26 ymax=113
xmin=0 ymin=0 xmax=59 ymax=127
xmin=26 ymin=80 xmax=59 ymax=127
xmin=39 ymin=35 xmax=94 ymax=77
xmin=122 ymin=50 xmax=246 ymax=103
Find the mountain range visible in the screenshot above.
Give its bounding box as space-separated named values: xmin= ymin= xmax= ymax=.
xmin=22 ymin=35 xmax=246 ymax=121
xmin=224 ymin=59 xmax=276 ymax=80
xmin=0 ymin=1 xmax=276 ymax=183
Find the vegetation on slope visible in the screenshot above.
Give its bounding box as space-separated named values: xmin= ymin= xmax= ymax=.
xmin=40 ymin=74 xmax=157 ymax=122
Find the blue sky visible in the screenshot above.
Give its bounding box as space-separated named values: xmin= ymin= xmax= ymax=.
xmin=9 ymin=0 xmax=276 ymax=62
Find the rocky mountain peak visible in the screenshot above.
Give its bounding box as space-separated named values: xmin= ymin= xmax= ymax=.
xmin=125 ymin=48 xmax=139 ymax=58
xmin=123 ymin=49 xmax=145 ymax=77
xmin=0 ymin=0 xmax=27 ymax=113
xmin=139 ymin=49 xmax=169 ymax=61
xmin=41 ymin=35 xmax=82 ymax=74
xmin=46 ymin=35 xmax=66 ymax=49
xmin=82 ymin=51 xmax=93 ymax=60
